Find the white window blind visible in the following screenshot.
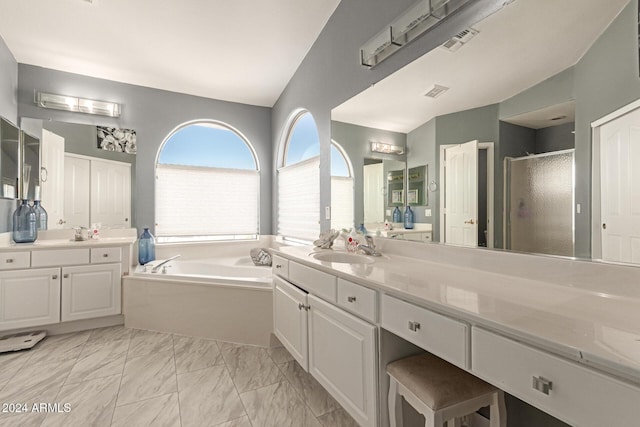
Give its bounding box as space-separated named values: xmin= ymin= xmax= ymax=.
xmin=331 ymin=176 xmax=354 ymax=231
xmin=278 ymin=157 xmax=320 ymax=241
xmin=156 ymin=164 xmax=259 ymax=237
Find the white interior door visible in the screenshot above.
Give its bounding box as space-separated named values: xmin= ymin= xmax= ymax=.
xmin=41 ymin=130 xmax=65 ymax=229
xmin=90 ymin=159 xmax=131 ymax=228
xmin=363 ymin=163 xmax=384 ymax=223
xmin=600 ymin=108 xmax=640 ymax=263
xmin=445 ymin=140 xmax=478 ymax=246
xmin=64 ymin=155 xmax=90 ymax=228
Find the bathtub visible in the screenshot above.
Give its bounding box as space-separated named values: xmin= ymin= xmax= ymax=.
xmin=123 ymin=255 xmax=274 ymax=346
xmin=132 ymin=256 xmax=272 ymax=287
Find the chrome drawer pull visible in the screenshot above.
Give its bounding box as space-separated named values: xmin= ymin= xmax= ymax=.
xmin=532 ymin=376 xmax=552 ymax=395
xmin=297 ymin=303 xmax=310 ymax=311
xmin=5 ymin=259 xmax=13 ymax=263
xmin=103 ymin=253 xmax=109 ymax=257
xmin=275 ymin=264 xmax=283 ymax=269
xmin=347 ymin=296 xmax=356 ymax=303
xmin=408 ymin=321 xmax=421 ymax=332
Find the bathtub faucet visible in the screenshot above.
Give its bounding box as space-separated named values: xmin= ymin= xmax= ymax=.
xmin=151 ymin=255 xmax=181 ymax=273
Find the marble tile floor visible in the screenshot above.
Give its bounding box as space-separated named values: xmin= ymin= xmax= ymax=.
xmin=0 ymin=326 xmax=359 ymax=427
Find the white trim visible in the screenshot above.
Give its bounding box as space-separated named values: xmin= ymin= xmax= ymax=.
xmin=591 ymin=98 xmax=640 ymax=128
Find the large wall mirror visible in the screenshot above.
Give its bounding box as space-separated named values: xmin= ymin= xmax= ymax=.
xmin=20 ymin=118 xmax=134 ymax=229
xmin=331 ymin=0 xmax=632 ymax=261
xmin=0 ymin=117 xmax=20 ymax=199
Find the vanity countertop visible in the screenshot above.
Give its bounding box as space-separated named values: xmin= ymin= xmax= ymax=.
xmin=273 ymin=244 xmax=640 ymax=384
xmin=0 ymin=229 xmax=137 ymax=250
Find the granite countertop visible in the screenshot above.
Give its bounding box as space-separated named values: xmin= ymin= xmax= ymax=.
xmin=273 ymin=245 xmax=640 ymax=384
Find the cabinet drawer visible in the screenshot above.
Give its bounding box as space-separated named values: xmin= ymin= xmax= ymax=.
xmin=272 ymin=255 xmax=289 ymax=279
xmin=337 ymin=278 xmax=376 ymax=323
xmin=32 ymin=248 xmax=90 ymax=267
xmin=472 ymin=327 xmax=640 ymax=426
xmin=422 ymin=232 xmax=432 ymax=242
xmin=0 ymin=252 xmax=30 ymax=270
xmin=381 ymin=294 xmax=468 ymax=369
xmin=91 ymin=247 xmax=122 ymax=264
xmin=289 ymin=262 xmax=337 ymax=303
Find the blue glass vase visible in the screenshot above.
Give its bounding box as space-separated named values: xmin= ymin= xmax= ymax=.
xmin=138 ymin=228 xmax=156 ymax=265
xmin=32 ymin=200 xmax=48 ymax=231
xmin=404 ymin=206 xmax=414 ymax=229
xmin=12 ymin=199 xmax=37 ymax=243
xmin=393 ymin=206 xmax=401 ymax=223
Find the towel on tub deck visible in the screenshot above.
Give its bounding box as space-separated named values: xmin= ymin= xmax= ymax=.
xmin=250 ymin=248 xmax=272 ymax=266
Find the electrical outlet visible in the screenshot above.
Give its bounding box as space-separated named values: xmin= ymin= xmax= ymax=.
xmin=576 ymin=203 xmax=581 ymax=214
xmin=386 ymin=209 xmax=391 ymax=216
xmin=425 ymin=209 xmax=432 ymax=217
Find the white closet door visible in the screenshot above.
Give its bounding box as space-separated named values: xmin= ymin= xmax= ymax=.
xmin=41 ymin=130 xmax=65 ymax=229
xmin=64 ymin=155 xmax=90 ymax=228
xmin=600 ymin=108 xmax=640 ymax=263
xmin=363 ymin=163 xmax=384 ymax=223
xmin=90 ymin=159 xmax=131 ymax=228
xmin=445 ymin=140 xmax=478 ymax=247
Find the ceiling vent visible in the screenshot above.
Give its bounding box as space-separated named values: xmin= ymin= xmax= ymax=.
xmin=423 ymin=84 xmax=449 ymax=98
xmin=441 ymin=28 xmax=479 ymax=52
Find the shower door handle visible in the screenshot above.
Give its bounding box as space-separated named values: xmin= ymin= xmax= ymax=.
xmin=464 ymin=219 xmax=476 ymax=225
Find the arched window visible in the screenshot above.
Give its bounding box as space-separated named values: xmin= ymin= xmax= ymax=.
xmin=330 ymin=141 xmax=354 ymax=231
xmin=156 ymin=121 xmax=259 ymax=242
xmin=278 ymin=111 xmax=320 ymax=241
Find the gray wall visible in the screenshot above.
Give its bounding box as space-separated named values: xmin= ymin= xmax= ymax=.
xmin=331 ymin=121 xmax=406 ymax=226
xmin=407 ymin=118 xmax=436 ymax=225
xmin=0 ymin=35 xmax=18 ymax=232
xmin=17 ymin=64 xmax=272 ymax=235
xmin=535 ymin=122 xmax=575 ymax=154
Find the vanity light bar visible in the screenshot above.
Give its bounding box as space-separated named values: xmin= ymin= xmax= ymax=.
xmin=371 ymin=142 xmax=404 ymax=155
xmin=36 ymin=92 xmax=121 ymax=117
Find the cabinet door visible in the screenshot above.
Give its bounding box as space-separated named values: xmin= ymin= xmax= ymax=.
xmin=90 ymin=159 xmax=131 ymax=228
xmin=0 ymin=268 xmax=60 ymax=331
xmin=61 ymin=264 xmax=121 ymax=322
xmin=273 ymin=277 xmax=308 ymax=370
xmin=64 ymin=155 xmax=90 ymax=228
xmin=308 ymin=294 xmax=377 ymax=427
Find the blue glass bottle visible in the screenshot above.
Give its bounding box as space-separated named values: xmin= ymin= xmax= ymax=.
xmin=32 ymin=200 xmax=48 ymax=231
xmin=12 ymin=199 xmax=37 ymax=243
xmin=138 ymin=228 xmax=156 ymax=265
xmin=404 ymin=206 xmax=414 ymax=229
xmin=393 ymin=206 xmax=401 ymax=223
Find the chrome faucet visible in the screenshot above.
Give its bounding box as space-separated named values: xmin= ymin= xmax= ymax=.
xmin=150 ymin=254 xmax=181 ymax=273
xmin=358 ymin=236 xmax=381 ymax=257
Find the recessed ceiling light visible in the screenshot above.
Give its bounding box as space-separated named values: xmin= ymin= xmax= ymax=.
xmin=423 ymin=85 xmax=449 ymax=98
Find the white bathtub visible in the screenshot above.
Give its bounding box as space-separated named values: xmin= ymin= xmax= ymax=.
xmin=123 ymin=255 xmax=274 ymax=346
xmin=132 ymin=256 xmax=272 ymax=288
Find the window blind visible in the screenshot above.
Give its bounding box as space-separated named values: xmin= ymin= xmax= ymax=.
xmin=331 ymin=176 xmax=354 ymax=231
xmin=278 ymin=157 xmax=320 ymax=241
xmin=156 ymin=164 xmax=259 ymax=237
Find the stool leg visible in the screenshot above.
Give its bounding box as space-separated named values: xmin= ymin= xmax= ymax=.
xmin=388 ymin=378 xmax=404 ymax=427
xmin=489 ymin=391 xmax=507 ymax=427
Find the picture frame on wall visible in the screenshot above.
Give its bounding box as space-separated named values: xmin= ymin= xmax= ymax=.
xmin=407 ymin=189 xmax=418 ymax=204
xmin=391 ymin=189 xmax=403 ymax=204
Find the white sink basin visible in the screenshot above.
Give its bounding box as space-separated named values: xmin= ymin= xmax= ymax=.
xmin=311 ymin=252 xmax=376 ymax=264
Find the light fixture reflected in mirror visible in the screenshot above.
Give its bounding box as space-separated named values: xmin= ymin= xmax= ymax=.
xmin=371 ymin=141 xmax=404 ymax=155
xmin=35 ymin=92 xmax=121 ymax=117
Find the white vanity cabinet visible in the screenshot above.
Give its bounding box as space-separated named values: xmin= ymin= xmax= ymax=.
xmin=0 ymin=268 xmax=60 ymax=331
xmin=273 ymin=263 xmax=378 ymax=427
xmin=0 ymin=243 xmax=129 ymax=332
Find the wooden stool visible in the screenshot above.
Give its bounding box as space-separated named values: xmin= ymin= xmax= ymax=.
xmin=387 ymin=353 xmax=506 ymax=427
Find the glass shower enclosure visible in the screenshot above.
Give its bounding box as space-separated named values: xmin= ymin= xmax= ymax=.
xmin=504 ymin=149 xmax=575 ymax=257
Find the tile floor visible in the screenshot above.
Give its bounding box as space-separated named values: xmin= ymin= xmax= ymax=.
xmin=0 ymin=326 xmax=359 ymax=427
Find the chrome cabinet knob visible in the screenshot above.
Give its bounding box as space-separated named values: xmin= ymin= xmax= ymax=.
xmin=275 ymin=264 xmax=283 ymax=269
xmin=52 ymin=275 xmax=58 ymax=280
xmin=532 ymin=376 xmax=552 ymax=395
xmin=408 ymin=321 xmax=421 ymax=332
xmin=347 ymin=296 xmax=356 ymax=303
xmin=5 ymin=259 xmax=13 ymax=263
xmin=103 ymin=253 xmax=109 ymax=257
xmin=63 ymin=274 xmax=69 ymax=279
